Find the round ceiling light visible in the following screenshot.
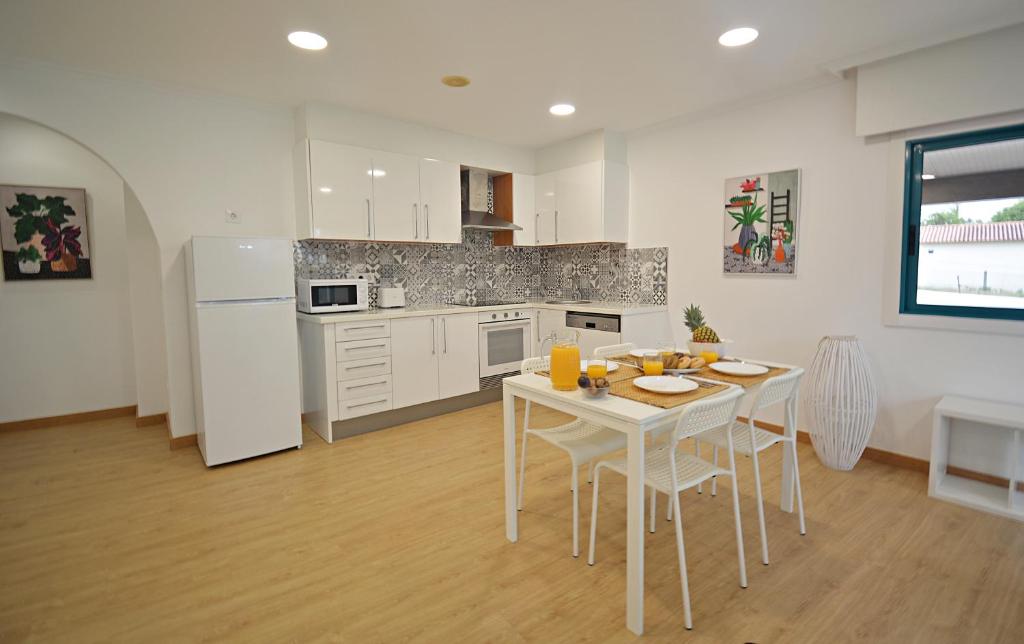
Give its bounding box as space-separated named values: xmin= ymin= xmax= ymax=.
xmin=288 ymin=31 xmax=328 ymax=50
xmin=922 ymin=174 xmax=936 ymax=180
xmin=718 ymin=27 xmax=758 ymax=47
xmin=318 ymin=186 xmax=333 ymax=193
xmin=442 ymin=75 xmax=471 ymax=87
xmin=549 ymin=103 xmax=576 ymax=116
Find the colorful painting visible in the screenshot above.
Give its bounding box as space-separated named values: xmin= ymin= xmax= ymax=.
xmin=723 ymin=169 xmax=799 ymax=275
xmin=1 ymin=185 xmax=91 ymax=280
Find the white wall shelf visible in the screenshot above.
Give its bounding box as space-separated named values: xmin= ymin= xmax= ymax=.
xmin=929 ymin=395 xmax=1024 ymax=521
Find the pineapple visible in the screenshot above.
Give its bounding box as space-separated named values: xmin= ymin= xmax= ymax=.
xmin=684 ymin=303 xmax=720 ymax=343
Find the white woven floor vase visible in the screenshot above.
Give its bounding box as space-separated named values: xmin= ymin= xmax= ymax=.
xmin=806 ymin=336 xmax=878 ymax=471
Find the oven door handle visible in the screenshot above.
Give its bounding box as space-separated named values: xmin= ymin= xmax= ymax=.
xmin=480 ymin=320 xmax=532 ymax=331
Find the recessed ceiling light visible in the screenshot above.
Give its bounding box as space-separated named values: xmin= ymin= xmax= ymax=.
xmin=318 ymin=186 xmax=332 ymax=193
xmin=922 ymin=173 xmax=936 ymax=180
xmin=718 ymin=27 xmax=758 ymax=47
xmin=367 ymin=169 xmax=387 ymax=177
xmin=288 ymin=31 xmax=327 ymax=50
xmin=442 ymin=75 xmax=471 ymax=87
xmin=549 ymin=103 xmax=576 ymax=116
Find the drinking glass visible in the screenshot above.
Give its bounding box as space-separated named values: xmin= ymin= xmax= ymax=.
xmin=643 ymin=351 xmax=664 ymax=376
xmin=586 ymin=357 xmax=609 ymax=380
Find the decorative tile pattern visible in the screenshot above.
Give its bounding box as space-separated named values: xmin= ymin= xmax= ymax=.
xmin=294 ymin=231 xmax=668 ymax=308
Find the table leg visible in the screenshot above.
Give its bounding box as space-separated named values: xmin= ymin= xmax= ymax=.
xmin=626 ymin=429 xmax=646 ymax=635
xmin=779 ymin=395 xmax=796 ymax=513
xmin=503 ymin=388 xmax=518 ymax=542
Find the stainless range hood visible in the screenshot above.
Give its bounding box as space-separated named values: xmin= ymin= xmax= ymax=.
xmin=461 ymin=168 xmax=522 ymax=231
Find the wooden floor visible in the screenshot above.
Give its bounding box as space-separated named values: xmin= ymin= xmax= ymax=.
xmin=2 ymin=402 xmax=1023 ymax=643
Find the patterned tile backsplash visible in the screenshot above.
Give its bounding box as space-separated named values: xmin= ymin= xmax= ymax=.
xmin=294 ymin=230 xmax=667 ymax=308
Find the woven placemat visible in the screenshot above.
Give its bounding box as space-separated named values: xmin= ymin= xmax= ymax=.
xmin=537 ymin=363 xmax=643 ymax=384
xmin=692 ymin=364 xmax=790 ymax=387
xmin=609 ymin=377 xmax=730 ymax=409
xmin=609 ymin=354 xmax=789 ymax=388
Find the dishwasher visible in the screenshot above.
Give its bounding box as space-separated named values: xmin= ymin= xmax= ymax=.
xmin=565 ymin=311 xmax=622 ymax=358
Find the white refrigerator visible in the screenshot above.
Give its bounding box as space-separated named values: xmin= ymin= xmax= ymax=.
xmin=186 ymin=236 xmax=302 ymax=466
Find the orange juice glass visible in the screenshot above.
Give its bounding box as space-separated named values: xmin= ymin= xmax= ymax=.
xmin=586 ymin=358 xmax=608 ymax=379
xmin=643 ymin=351 xmax=664 ymax=376
xmin=550 ymin=342 xmax=581 ymax=391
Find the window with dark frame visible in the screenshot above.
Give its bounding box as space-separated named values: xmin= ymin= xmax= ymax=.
xmin=900 ymin=123 xmax=1024 ymax=321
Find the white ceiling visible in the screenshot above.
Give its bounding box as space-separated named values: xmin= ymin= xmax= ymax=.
xmin=925 ymin=138 xmax=1024 ymax=177
xmin=1 ymin=0 xmax=1022 ymax=148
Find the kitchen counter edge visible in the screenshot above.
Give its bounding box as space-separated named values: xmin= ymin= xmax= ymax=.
xmin=297 ymin=301 xmax=667 ymax=324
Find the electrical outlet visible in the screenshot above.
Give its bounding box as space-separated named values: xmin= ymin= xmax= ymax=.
xmin=225 ymin=209 xmax=241 ymax=224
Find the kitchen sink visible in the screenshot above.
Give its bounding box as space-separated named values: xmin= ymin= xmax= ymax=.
xmin=545 ymin=299 xmax=592 ymax=305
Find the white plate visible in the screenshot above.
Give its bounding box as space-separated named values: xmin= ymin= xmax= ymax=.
xmin=628 ymin=349 xmax=653 ymax=358
xmin=665 ymin=367 xmax=700 ymax=375
xmin=581 ymin=360 xmax=619 ymax=373
xmin=709 ymin=361 xmax=769 ymax=376
xmin=633 ymin=376 xmax=698 ymax=394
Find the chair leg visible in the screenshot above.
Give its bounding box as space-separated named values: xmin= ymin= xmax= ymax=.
xmin=695 ymin=440 xmax=703 ymax=494
xmin=671 ymin=492 xmax=693 ymax=630
xmin=649 ymin=486 xmax=657 ymax=533
xmin=726 ymin=459 xmax=748 ymax=588
xmin=790 ymin=440 xmax=807 ymax=535
xmin=666 ymin=491 xmax=674 ymax=522
xmin=587 ymin=467 xmax=602 ymax=565
xmin=711 ymin=446 xmax=719 ymax=497
xmin=750 ymin=447 xmax=770 ymax=565
xmin=587 ymin=460 xmax=594 ymax=484
xmin=571 ymin=465 xmax=580 ymax=558
xmin=517 ymin=430 xmax=529 ymax=511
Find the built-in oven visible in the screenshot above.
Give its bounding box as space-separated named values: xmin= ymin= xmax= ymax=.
xmin=296 ymin=278 xmax=369 ymax=313
xmin=478 ymin=309 xmax=533 ymax=388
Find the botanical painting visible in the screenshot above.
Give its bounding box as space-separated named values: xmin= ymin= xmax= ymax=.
xmin=1 ymin=185 xmax=91 ymax=280
xmin=723 ymin=169 xmax=799 ymax=274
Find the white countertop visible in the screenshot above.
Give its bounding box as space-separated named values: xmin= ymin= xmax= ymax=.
xmin=296 ymin=299 xmax=667 ymax=324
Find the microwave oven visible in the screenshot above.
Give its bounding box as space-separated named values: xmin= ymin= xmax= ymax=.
xmin=296 ymin=278 xmax=369 ymax=313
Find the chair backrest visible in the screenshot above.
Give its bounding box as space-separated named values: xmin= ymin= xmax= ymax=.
xmin=671 ymin=387 xmax=744 ymax=444
xmin=593 ymin=343 xmax=635 ymax=359
xmin=521 ymin=356 xmax=551 ymax=375
xmin=750 ymin=367 xmax=804 ymax=415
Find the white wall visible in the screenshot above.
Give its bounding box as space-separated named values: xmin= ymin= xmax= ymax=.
xmin=299 ymin=102 xmax=535 ymax=174
xmin=856 ymin=23 xmax=1024 ymax=137
xmin=534 ymin=129 xmax=627 ymax=174
xmin=0 ymin=113 xmax=136 ymax=421
xmin=124 ymin=184 xmax=169 ymax=417
xmin=628 ymin=78 xmax=1024 ymax=462
xmin=918 ymin=241 xmax=1024 ymax=294
xmin=0 ymin=61 xmax=296 ymax=437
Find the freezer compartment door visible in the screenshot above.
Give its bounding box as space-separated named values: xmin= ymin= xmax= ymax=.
xmin=194 ymin=299 xmax=302 ymax=465
xmin=191 ymin=236 xmax=295 ymax=302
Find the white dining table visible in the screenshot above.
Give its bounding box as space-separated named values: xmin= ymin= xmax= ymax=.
xmin=501 ymin=358 xmax=799 ymax=636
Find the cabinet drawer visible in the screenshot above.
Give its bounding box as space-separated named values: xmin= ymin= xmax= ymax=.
xmin=337 ymin=374 xmax=392 ymax=401
xmin=337 ymin=356 xmax=392 ymax=381
xmin=338 ymin=392 xmax=392 ymax=420
xmin=337 ymin=337 xmax=391 ymax=361
xmin=335 ymin=319 xmax=390 ymax=341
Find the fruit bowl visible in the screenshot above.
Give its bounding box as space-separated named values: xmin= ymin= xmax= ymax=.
xmin=687 ymin=339 xmax=733 ymax=358
xmin=582 ymin=384 xmax=611 ymax=399
xmin=579 ymin=374 xmax=611 ymax=398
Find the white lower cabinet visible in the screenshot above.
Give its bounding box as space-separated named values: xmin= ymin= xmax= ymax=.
xmin=390 ymin=316 xmax=441 ymax=409
xmin=391 ymin=313 xmax=480 ymax=410
xmin=437 ymin=313 xmax=480 ymax=399
xmin=338 ymin=393 xmax=393 ymax=420
xmin=536 ymin=308 xmax=567 ymax=355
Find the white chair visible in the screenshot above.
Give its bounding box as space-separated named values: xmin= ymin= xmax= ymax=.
xmin=587 ymin=387 xmax=747 ymax=631
xmin=517 ymin=356 xmax=628 ymax=558
xmin=695 ymin=368 xmax=806 ymax=565
xmin=593 ymin=342 xmax=635 ymax=360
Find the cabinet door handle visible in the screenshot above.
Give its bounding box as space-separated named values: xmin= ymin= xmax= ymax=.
xmin=413 ymin=203 xmax=419 ymax=239
xmin=366 ymin=198 xmax=372 ymax=238
xmin=346 ymin=343 xmax=387 ymax=351
xmin=346 ymin=361 xmax=387 ymax=370
xmin=346 ymin=380 xmax=388 ymax=390
xmin=425 ymin=204 xmax=430 ymax=240
xmin=431 ymin=318 xmax=436 ymax=355
xmin=442 ymin=318 xmax=447 ymax=354
xmin=347 ymin=398 xmax=388 ymax=409
xmin=535 ymin=213 xmax=539 ymax=244
xmin=343 ymin=324 xmax=386 ymax=332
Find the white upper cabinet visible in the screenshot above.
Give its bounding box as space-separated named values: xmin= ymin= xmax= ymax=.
xmin=511 ymin=173 xmax=537 ymax=246
xmin=534 ymin=172 xmax=558 ymax=245
xmin=296 ymin=139 xmax=463 ymax=243
xmin=302 ymin=140 xmax=374 ymax=240
xmin=371 ymin=150 xmax=421 ymax=243
xmin=532 ymin=160 xmax=628 ymax=246
xmin=436 ymin=313 xmax=480 ymax=399
xmin=419 ymin=158 xmax=462 ymax=243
